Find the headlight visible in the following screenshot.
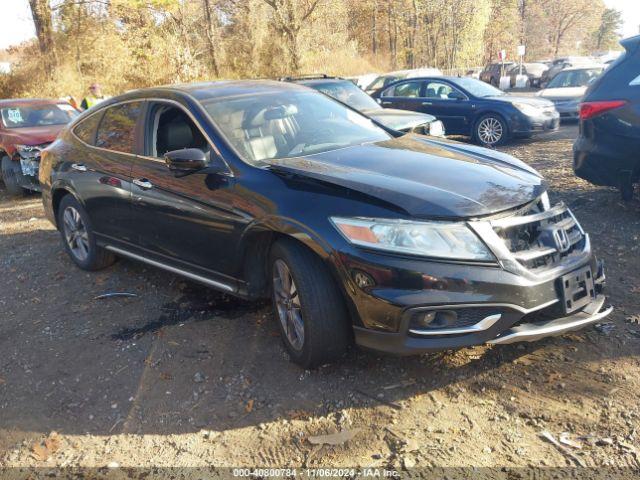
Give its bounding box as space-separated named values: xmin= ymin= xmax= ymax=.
xmin=513 ymin=102 xmax=543 ymax=117
xmin=15 ymin=144 xmax=41 ymax=159
xmin=331 ymin=217 xmax=494 ymax=261
xmin=426 ymin=120 xmax=445 ymax=137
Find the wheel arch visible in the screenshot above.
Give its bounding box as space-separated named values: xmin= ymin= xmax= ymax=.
xmin=237 ymin=217 xmax=337 ymax=299
xmin=50 ymin=184 xmax=83 ymax=228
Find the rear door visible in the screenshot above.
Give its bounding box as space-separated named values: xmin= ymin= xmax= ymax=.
xmin=378 ymin=80 xmax=425 ymax=112
xmin=72 ymin=101 xmax=142 ymax=244
xmin=129 ymin=100 xmax=242 ymax=282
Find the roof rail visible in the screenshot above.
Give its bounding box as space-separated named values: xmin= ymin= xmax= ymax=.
xmin=279 ymin=73 xmax=340 ymax=81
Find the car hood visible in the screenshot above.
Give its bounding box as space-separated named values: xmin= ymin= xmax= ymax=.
xmin=0 ymin=124 xmax=65 ymax=146
xmin=484 ymin=95 xmax=554 ymax=108
xmin=362 ymin=108 xmax=436 ymax=131
xmin=537 ymin=87 xmax=586 ymax=101
xmin=267 ymin=134 xmax=545 ymax=219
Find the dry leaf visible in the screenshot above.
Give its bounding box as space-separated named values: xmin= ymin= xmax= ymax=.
xmin=245 ymin=399 xmax=254 ymax=413
xmin=159 ymin=372 xmax=172 ymax=380
xmin=308 ymin=428 xmax=360 ymax=446
xmin=287 ymin=409 xmax=310 ymax=420
xmin=167 ymin=341 xmax=179 ymax=346
xmin=31 ymin=433 xmax=60 ymax=461
xmin=0 ymin=378 xmax=5 ymax=385
xmin=547 ymin=372 xmax=563 ymax=383
xmin=31 ymin=443 xmax=49 ymax=461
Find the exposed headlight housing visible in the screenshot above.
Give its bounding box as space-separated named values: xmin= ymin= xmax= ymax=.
xmin=513 ymin=102 xmax=544 ymax=117
xmin=331 ymin=217 xmax=494 ymax=261
xmin=15 ymin=144 xmax=41 ymax=159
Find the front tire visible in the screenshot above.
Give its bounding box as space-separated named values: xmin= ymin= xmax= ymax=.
xmin=1 ymin=155 xmax=26 ymax=197
xmin=57 ymin=194 xmax=116 ymax=271
xmin=474 ymin=114 xmax=508 ymax=147
xmin=270 ymin=239 xmax=351 ymax=368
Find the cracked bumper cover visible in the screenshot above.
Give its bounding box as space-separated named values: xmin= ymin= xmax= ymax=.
xmin=350 ymin=256 xmax=610 ymax=355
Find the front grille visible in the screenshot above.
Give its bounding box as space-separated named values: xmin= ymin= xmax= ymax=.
xmin=490 ymin=200 xmax=586 ymax=273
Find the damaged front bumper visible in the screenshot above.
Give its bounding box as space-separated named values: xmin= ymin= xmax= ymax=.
xmin=12 ymin=144 xmax=49 ymax=191
xmin=488 ymin=293 xmax=612 ymax=344
xmin=345 ymin=199 xmax=612 ymax=355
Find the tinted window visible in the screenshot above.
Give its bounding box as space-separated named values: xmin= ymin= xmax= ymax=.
xmin=73 ymin=112 xmax=103 ymax=145
xmin=424 ymin=81 xmax=457 ymax=99
xmin=95 ymin=102 xmax=142 ymax=153
xmin=383 ymin=81 xmax=422 ymax=97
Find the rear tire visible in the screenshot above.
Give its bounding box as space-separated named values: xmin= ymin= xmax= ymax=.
xmin=1 ymin=155 xmax=26 ymax=197
xmin=57 ymin=194 xmax=116 ymax=271
xmin=474 ymin=114 xmax=508 ymax=147
xmin=270 ymin=239 xmax=351 ymax=368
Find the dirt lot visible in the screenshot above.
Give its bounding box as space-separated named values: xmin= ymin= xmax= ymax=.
xmin=1 ymin=125 xmax=639 ymax=474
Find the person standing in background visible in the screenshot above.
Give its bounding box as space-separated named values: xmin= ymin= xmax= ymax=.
xmin=80 ymin=83 xmax=107 ymax=110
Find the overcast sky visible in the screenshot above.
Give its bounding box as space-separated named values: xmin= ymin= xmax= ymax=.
xmin=0 ymin=0 xmax=639 ymax=51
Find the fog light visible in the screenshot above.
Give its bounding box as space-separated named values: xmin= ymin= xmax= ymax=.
xmin=352 ymin=270 xmax=375 ymax=288
xmin=410 ymin=310 xmax=458 ymax=330
xmin=413 ymin=311 xmax=437 ymax=328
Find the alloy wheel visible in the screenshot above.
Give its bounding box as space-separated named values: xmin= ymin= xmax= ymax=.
xmin=478 ymin=117 xmax=503 ymax=145
xmin=62 ymin=206 xmax=90 ymax=262
xmin=272 ymin=258 xmax=305 ymax=351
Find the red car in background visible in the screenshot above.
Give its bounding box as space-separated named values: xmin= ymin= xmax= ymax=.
xmin=0 ymin=98 xmax=79 ymax=196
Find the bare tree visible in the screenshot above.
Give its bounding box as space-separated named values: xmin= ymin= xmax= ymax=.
xmin=28 ymin=0 xmax=57 ymax=71
xmin=202 ymin=0 xmax=220 ymax=77
xmin=261 ymin=0 xmax=322 ymax=73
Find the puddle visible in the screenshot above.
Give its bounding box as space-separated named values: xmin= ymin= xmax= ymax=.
xmin=112 ymin=282 xmax=269 ymax=340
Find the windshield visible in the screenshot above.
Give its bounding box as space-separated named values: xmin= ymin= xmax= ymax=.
xmin=201 ymin=90 xmax=391 ymax=163
xmin=0 ymin=103 xmax=78 ymax=129
xmin=450 ymin=77 xmax=505 ymax=97
xmin=547 ymin=68 xmax=603 ymax=88
xmin=312 ymin=81 xmax=381 ymax=111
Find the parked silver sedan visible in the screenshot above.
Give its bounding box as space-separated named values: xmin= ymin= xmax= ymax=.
xmin=536 ymin=65 xmax=604 ymax=120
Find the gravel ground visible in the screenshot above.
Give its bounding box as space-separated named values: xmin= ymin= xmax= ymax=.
xmin=1 ymin=125 xmax=639 ymax=474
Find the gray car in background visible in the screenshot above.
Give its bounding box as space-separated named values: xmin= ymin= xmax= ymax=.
xmin=537 ymin=65 xmax=604 ymax=120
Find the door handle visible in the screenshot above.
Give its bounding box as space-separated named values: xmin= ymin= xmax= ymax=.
xmin=71 ymin=163 xmax=87 ymax=172
xmin=133 ymin=178 xmax=153 ymax=190
xmin=421 ymin=101 xmax=433 ymax=106
xmin=381 ymin=101 xmax=392 ymax=105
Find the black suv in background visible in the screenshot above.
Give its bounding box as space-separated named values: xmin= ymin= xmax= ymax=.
xmin=573 ymin=34 xmax=640 ymax=200
xmin=40 ymin=81 xmax=610 ymax=368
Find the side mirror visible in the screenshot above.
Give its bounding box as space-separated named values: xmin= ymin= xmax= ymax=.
xmin=448 ymin=91 xmax=465 ymax=101
xmin=164 ymin=148 xmax=207 ymax=176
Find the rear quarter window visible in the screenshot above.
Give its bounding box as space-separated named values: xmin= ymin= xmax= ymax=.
xmin=72 ymin=112 xmax=103 ymax=145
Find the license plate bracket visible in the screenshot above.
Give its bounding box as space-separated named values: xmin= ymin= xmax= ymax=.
xmin=559 ymin=266 xmax=595 ymax=314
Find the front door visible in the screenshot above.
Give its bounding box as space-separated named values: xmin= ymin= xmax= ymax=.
xmin=419 ymin=80 xmax=471 ymax=135
xmin=129 ymin=101 xmax=244 ymax=281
